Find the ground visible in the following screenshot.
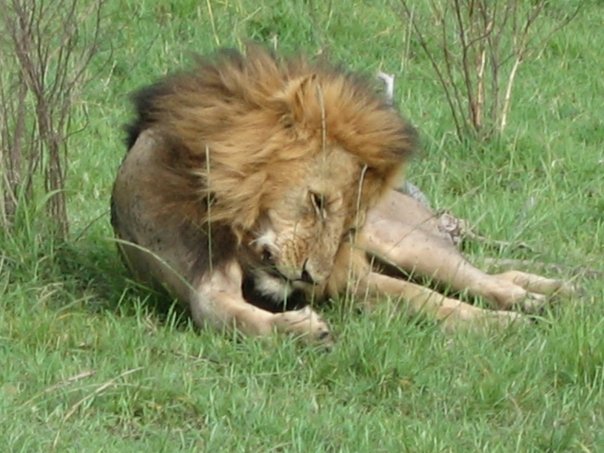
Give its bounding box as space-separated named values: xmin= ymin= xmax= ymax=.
xmin=1 ymin=0 xmax=602 ymax=451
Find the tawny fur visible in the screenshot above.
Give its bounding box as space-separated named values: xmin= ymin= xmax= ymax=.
xmin=125 ymin=46 xmax=414 ymax=232
xmin=112 ymin=46 xmax=573 ymax=345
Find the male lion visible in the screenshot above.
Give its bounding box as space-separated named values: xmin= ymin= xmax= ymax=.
xmin=111 ymin=46 xmax=572 ymax=345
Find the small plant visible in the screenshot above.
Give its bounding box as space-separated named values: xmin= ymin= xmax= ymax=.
xmin=397 ymin=0 xmax=581 ymax=141
xmin=0 ymin=0 xmax=104 ymax=238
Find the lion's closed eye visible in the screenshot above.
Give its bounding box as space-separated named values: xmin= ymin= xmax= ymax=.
xmin=309 ymin=191 xmax=327 ymax=220
xmin=342 ymin=226 xmax=357 ymax=241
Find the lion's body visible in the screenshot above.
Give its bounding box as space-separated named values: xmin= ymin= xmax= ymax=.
xmin=112 ymin=47 xmax=572 ymax=343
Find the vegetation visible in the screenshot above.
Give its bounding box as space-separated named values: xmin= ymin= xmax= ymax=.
xmin=1 ymin=0 xmax=602 ymax=451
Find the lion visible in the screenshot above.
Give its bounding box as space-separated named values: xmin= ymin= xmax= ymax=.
xmin=111 ymin=46 xmax=573 ymax=345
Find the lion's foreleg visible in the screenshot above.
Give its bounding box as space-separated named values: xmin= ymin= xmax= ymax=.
xmin=191 ymin=261 xmax=332 ymax=345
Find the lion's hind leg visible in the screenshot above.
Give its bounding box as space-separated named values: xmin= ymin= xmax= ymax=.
xmin=361 ymin=191 xmax=572 ymax=315
xmin=359 ymin=272 xmax=526 ymax=333
xmin=359 ymin=212 xmax=528 ymax=311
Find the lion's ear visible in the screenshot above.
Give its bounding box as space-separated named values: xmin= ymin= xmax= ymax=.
xmin=274 ymin=74 xmax=318 ymax=129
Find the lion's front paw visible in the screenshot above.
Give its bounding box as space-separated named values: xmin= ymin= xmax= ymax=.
xmin=481 ymin=309 xmax=528 ymax=328
xmin=272 ymin=307 xmax=333 ymax=346
xmin=514 ymin=292 xmax=548 ymax=314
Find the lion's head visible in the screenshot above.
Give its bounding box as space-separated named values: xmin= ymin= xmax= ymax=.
xmin=125 ymin=46 xmax=416 ymax=302
xmin=244 ymin=144 xmax=371 ymax=300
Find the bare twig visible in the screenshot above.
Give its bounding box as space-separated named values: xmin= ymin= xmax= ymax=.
xmin=62 ymin=367 xmax=143 ymax=423
xmin=0 ymin=0 xmax=105 ymax=237
xmin=397 ymin=0 xmax=581 ymax=141
xmin=19 ymin=369 xmax=96 ymax=409
xmin=399 ymin=1 xmax=465 ymax=139
xmin=52 ymin=367 xmax=144 ymax=449
xmin=499 ymin=54 xmax=521 ymax=133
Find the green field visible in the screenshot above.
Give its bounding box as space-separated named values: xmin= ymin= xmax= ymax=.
xmin=1 ymin=0 xmax=603 ymax=451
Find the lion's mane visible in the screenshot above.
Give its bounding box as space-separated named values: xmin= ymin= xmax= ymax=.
xmin=125 ymin=46 xmax=415 ymax=237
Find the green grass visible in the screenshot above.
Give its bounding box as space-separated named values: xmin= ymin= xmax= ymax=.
xmin=1 ymin=0 xmax=603 ymax=451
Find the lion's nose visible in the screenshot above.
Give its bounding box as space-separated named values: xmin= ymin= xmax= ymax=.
xmin=261 ymin=247 xmax=274 ymax=264
xmin=300 ymin=259 xmax=317 ymax=285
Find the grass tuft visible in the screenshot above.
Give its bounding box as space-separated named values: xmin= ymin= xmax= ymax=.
xmin=1 ymin=0 xmax=602 ymax=450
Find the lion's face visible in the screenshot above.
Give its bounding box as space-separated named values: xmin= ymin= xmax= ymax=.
xmin=247 ymin=145 xmax=366 ymax=299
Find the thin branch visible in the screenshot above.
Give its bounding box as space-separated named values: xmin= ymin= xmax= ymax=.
xmin=438 ymin=1 xmax=467 ymax=137
xmin=0 ymin=0 xmax=105 ymax=236
xmin=452 ymin=0 xmax=478 ymax=131
xmin=399 ymin=1 xmax=465 ymax=139
xmin=396 ymin=0 xmax=579 ymax=142
xmin=499 ymin=54 xmax=521 ymax=133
